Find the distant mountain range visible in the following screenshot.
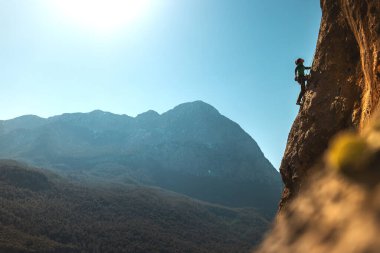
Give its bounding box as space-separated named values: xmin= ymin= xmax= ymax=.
xmin=0 ymin=101 xmax=281 ymax=216
xmin=0 ymin=160 xmax=269 ymax=253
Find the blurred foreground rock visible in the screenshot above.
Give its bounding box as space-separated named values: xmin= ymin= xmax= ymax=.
xmin=256 ymin=112 xmax=380 ymax=252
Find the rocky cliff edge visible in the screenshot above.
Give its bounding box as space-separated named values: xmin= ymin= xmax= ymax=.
xmin=255 ymin=1 xmax=380 ymax=252
xmin=279 ymin=0 xmax=380 ymax=209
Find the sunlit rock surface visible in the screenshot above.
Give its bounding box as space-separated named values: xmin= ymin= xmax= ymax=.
xmin=279 ymin=0 xmax=380 ymax=209
xmin=256 ymin=0 xmax=380 ymax=252
xmin=256 ymin=111 xmax=380 ymax=252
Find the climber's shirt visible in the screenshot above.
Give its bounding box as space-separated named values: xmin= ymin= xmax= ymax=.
xmin=295 ymin=64 xmax=307 ymax=77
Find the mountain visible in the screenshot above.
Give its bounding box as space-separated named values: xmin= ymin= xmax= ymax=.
xmin=0 ymin=160 xmax=269 ymax=253
xmin=0 ymin=101 xmax=281 ymax=217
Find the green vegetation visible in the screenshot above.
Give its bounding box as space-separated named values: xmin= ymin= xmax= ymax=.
xmin=0 ymin=160 xmax=269 ymax=253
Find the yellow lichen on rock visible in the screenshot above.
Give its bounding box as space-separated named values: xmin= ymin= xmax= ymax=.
xmin=256 ymin=115 xmax=380 ymax=253
xmin=326 ymin=110 xmax=380 ymax=174
xmin=326 ymin=132 xmax=371 ymax=173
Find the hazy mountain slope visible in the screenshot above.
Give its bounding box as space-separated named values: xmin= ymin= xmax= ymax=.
xmin=0 ymin=160 xmax=268 ymax=253
xmin=0 ymin=101 xmax=281 ymax=216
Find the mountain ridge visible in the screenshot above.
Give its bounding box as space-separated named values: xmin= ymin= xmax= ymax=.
xmin=0 ymin=101 xmax=281 ymax=216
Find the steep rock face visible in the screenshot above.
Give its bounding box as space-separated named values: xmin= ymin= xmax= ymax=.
xmin=280 ymin=0 xmax=380 ymax=209
xmin=256 ymin=110 xmax=380 ymax=253
xmin=256 ymin=0 xmax=380 ymax=251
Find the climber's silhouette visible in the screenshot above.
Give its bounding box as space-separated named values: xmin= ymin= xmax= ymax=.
xmin=294 ymin=58 xmax=311 ymax=105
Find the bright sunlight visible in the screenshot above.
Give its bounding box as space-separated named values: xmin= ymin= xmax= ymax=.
xmin=47 ymin=0 xmax=151 ymax=33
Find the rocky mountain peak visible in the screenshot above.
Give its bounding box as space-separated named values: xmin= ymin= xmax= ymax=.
xmin=136 ymin=110 xmax=160 ymax=120
xmin=163 ymin=100 xmax=220 ymax=118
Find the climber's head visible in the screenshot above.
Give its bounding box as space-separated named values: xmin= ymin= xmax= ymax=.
xmin=295 ymin=58 xmax=304 ymax=65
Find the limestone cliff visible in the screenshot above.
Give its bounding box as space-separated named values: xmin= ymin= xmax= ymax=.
xmin=280 ymin=0 xmax=380 ymax=209
xmin=255 ymin=0 xmax=380 ymax=252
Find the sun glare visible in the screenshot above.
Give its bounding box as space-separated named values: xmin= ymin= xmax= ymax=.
xmin=48 ymin=0 xmax=151 ymax=33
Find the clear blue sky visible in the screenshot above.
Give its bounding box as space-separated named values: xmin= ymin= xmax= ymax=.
xmin=0 ymin=0 xmax=321 ymax=169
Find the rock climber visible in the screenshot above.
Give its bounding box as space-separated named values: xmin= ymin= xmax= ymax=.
xmin=294 ymin=58 xmax=311 ymax=105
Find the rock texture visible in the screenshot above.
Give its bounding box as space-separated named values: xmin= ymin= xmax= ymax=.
xmin=256 ymin=0 xmax=380 ymax=252
xmin=280 ymin=0 xmax=380 ymax=209
xmin=256 ymin=110 xmax=380 ymax=253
